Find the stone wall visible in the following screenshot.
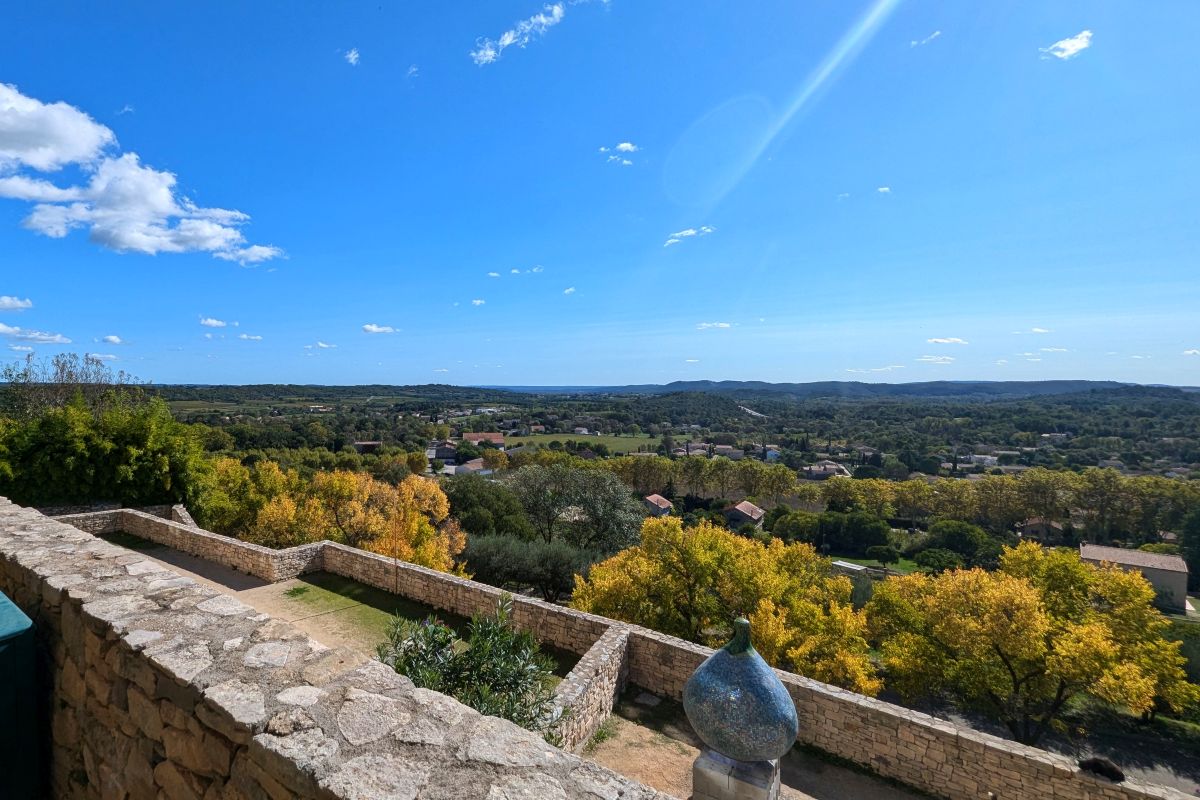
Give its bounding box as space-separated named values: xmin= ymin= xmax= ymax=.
xmin=0 ymin=498 xmax=670 ymax=800
xmin=553 ymin=626 xmax=630 ymax=751
xmin=47 ymin=504 xmax=1196 ymax=800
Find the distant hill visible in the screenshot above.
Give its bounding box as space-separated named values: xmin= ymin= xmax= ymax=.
xmin=490 ymin=380 xmax=1137 ymax=399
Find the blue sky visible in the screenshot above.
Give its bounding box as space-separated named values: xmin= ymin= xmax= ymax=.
xmin=1 ymin=1 xmax=1198 ymax=386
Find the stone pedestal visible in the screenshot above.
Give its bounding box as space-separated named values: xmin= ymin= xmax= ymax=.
xmin=692 ymin=748 xmax=781 ymax=800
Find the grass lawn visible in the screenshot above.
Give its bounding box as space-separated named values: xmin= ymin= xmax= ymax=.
xmin=828 ymin=554 xmax=920 ymax=574
xmin=505 ymin=433 xmax=661 ymax=453
xmin=278 ymin=572 xmax=579 ymax=677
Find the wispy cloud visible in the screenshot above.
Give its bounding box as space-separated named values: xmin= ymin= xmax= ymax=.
xmin=599 ymin=141 xmax=639 ymax=166
xmin=1012 ymin=327 xmax=1052 ymax=335
xmin=696 ymin=321 xmax=732 ymax=330
xmin=0 ymin=84 xmax=282 ymax=264
xmin=317 ymin=341 xmax=336 ymax=349
xmin=664 ymin=225 xmax=716 ymax=247
xmin=1184 ymin=349 xmax=1200 ymax=356
xmin=344 ymin=48 xmax=360 ymax=66
xmin=0 ymin=323 xmax=70 ymax=343
xmin=471 ymin=299 xmax=486 ymax=306
xmin=487 ymin=271 xmax=500 ymax=278
xmin=238 ymin=333 xmax=263 ymax=341
xmin=433 ymin=368 xmax=449 ymax=373
xmin=199 ymin=317 xmax=227 ymax=328
xmin=362 ymin=323 xmax=396 ymax=334
xmin=406 ymin=65 xmax=419 ymax=79
xmin=116 ymin=104 xmax=135 ymax=116
xmin=1041 ymin=30 xmax=1092 ymax=60
xmin=87 ymin=352 xmax=117 ymax=361
xmin=915 ymin=355 xmax=954 ymax=364
xmin=877 ymin=186 xmax=891 ymax=194
xmin=995 ymin=359 xmax=1008 ymax=365
xmin=927 ymin=337 xmax=967 ymax=344
xmin=1040 ymin=347 xmax=1069 ymax=353
xmin=563 ymin=287 xmax=576 ymax=295
xmin=531 ymin=265 xmax=543 ymax=273
xmin=1130 ymin=354 xmax=1151 ymax=360
xmin=9 ymin=345 xmax=33 ymax=352
xmin=471 ymin=2 xmax=567 ymax=65
xmin=910 ymin=30 xmax=941 ymax=47
xmin=836 ymin=192 xmax=851 ymax=201
xmin=685 ymin=359 xmax=700 ymax=363
xmin=101 ymin=334 xmax=123 ymax=345
xmin=0 ymin=296 xmax=33 ymax=311
xmin=847 ymin=365 xmax=905 ymax=373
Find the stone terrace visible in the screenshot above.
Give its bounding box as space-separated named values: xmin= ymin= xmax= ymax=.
xmin=0 ymin=498 xmax=671 ymax=800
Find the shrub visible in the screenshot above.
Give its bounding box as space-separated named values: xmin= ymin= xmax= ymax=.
xmin=865 ymin=545 xmax=900 ymax=565
xmin=377 ymin=596 xmax=562 ymax=741
xmin=914 ymin=548 xmax=964 ymax=574
xmin=464 ymin=535 xmax=598 ymax=602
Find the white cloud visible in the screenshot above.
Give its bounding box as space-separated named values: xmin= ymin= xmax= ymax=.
xmin=433 ymin=368 xmax=449 ymax=373
xmin=1031 ymin=327 xmax=1051 ymax=333
xmin=685 ymin=359 xmax=700 ymax=363
xmin=511 ymin=268 xmax=520 ymax=274
xmin=848 ymin=365 xmax=905 ymax=373
xmin=472 ymin=299 xmax=486 ymax=306
xmin=696 ymin=322 xmax=732 ymax=330
xmin=406 ymin=65 xmax=419 ymax=79
xmin=1040 ymin=347 xmax=1069 ymax=352
xmin=1041 ymin=30 xmax=1092 ymax=60
xmin=836 ymin=192 xmax=850 ymax=200
xmin=117 ymin=104 xmax=135 ymax=116
xmin=877 ymin=186 xmax=891 ymax=194
xmin=910 ymin=30 xmax=941 ymax=47
xmin=606 ymin=154 xmax=633 ymax=166
xmin=563 ymin=287 xmax=576 ymax=295
xmin=615 ymin=142 xmax=638 ymax=153
xmin=86 ymin=352 xmax=117 ymax=361
xmin=0 ymin=295 xmax=32 ymax=311
xmin=9 ymin=345 xmax=33 ymax=352
xmin=0 ymin=85 xmax=281 ymax=264
xmin=1184 ymin=349 xmax=1200 ymax=356
xmin=0 ymin=83 xmax=116 ymax=171
xmin=317 ymin=341 xmax=336 ymax=349
xmin=345 ymin=48 xmax=360 ymax=66
xmin=915 ymin=355 xmax=954 ymax=364
xmin=238 ymin=333 xmax=263 ymax=341
xmin=487 ymin=271 xmax=500 ymax=277
xmin=362 ymin=323 xmax=396 ymax=334
xmin=995 ymin=359 xmax=1008 ymax=365
xmin=1026 ymin=357 xmax=1042 ymax=362
xmin=101 ymin=334 xmax=122 ymax=345
xmin=204 ymin=333 xmax=213 ymax=340
xmin=199 ymin=317 xmax=227 ymax=328
xmin=927 ymin=337 xmax=968 ymax=344
xmin=0 ymin=322 xmax=70 ymax=344
xmin=530 ymin=265 xmax=543 ymax=273
xmin=1130 ymin=354 xmax=1151 ymax=360
xmin=664 ymin=225 xmax=715 ymax=247
xmin=471 ymin=2 xmax=566 ymax=65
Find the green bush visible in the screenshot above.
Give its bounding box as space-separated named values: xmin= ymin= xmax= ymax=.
xmin=913 ymin=548 xmax=964 ymax=574
xmin=865 ymin=544 xmax=900 ymax=565
xmin=464 ymin=535 xmax=597 ymax=602
xmin=377 ymin=596 xmax=562 ymax=740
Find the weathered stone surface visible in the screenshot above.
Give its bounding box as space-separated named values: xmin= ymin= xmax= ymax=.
xmin=276 ymin=685 xmax=326 ymax=707
xmin=319 ymin=754 xmax=428 ymax=800
xmin=243 ymin=640 xmax=291 ymax=668
xmin=196 ymin=595 xmax=255 ymax=616
xmin=459 ymin=716 xmax=569 ymax=770
xmin=204 ymin=679 xmax=267 ymax=728
xmin=487 ymin=773 xmax=568 ymax=800
xmin=336 ymin=687 xmax=409 ymax=746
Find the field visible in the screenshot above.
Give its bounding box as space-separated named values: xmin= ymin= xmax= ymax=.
xmin=505 ymin=433 xmax=661 ymax=454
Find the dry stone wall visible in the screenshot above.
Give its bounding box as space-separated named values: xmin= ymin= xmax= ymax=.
xmin=47 ymin=504 xmax=1195 ymax=800
xmin=0 ymin=498 xmax=672 ymax=800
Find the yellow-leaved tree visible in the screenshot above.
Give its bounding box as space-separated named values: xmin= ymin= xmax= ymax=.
xmin=572 ymin=517 xmax=880 ymax=696
xmin=866 ymin=541 xmax=1198 ymax=744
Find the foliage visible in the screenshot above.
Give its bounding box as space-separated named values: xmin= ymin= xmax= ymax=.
xmin=196 ymin=460 xmax=464 ymax=573
xmin=572 ymin=517 xmax=880 ymax=695
xmin=464 ymin=535 xmax=598 ymax=602
xmin=0 ymin=391 xmax=207 ymax=508
xmin=376 ymin=596 xmax=562 ymax=740
xmin=865 ymin=545 xmax=901 ymax=565
xmin=867 ymin=542 xmax=1199 ymax=744
xmin=912 ymin=548 xmax=964 ymax=573
xmin=443 ymin=474 xmax=534 ymax=539
xmin=507 ymin=464 xmax=641 ymax=552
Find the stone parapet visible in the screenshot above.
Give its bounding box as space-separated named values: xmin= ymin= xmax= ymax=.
xmin=554 ymin=625 xmax=630 ymax=751
xmin=43 ymin=501 xmax=1195 ymax=800
xmin=0 ymin=497 xmax=673 ymax=800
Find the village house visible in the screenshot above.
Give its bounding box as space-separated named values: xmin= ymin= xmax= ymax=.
xmin=430 ymin=440 xmax=458 ymax=463
xmin=644 ymin=494 xmax=673 ymax=517
xmin=1079 ymin=544 xmax=1189 ymax=612
xmin=1020 ymin=517 xmax=1065 ymax=544
xmin=712 ymin=444 xmax=745 ymax=461
xmin=803 ymin=460 xmax=852 ymax=480
xmin=725 ymin=500 xmax=765 ymax=529
xmin=463 ymin=432 xmax=506 ymax=448
xmin=454 ymin=458 xmax=493 ymax=477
